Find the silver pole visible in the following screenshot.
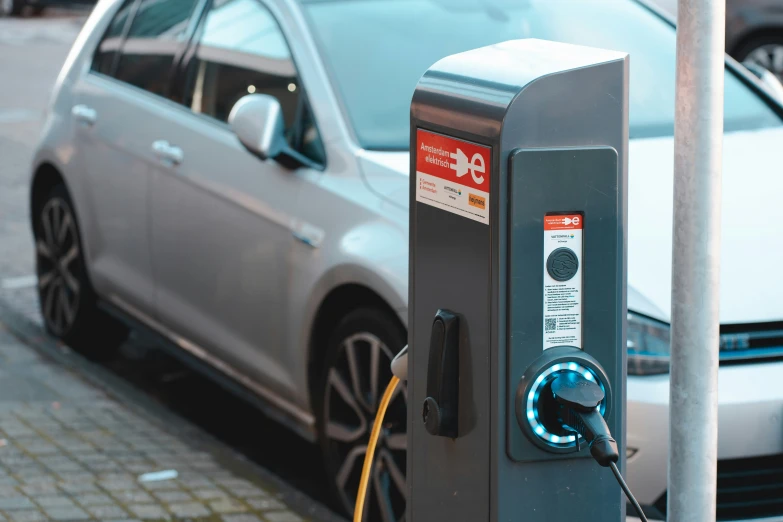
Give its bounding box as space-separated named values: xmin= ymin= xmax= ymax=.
xmin=669 ymin=0 xmax=725 ymax=520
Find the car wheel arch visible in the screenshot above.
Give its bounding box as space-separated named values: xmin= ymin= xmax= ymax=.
xmin=30 ymin=163 xmax=70 ymax=230
xmin=730 ymin=26 xmax=783 ymax=59
xmin=30 ymin=162 xmax=96 ymax=287
xmin=306 ymin=282 xmax=406 ymax=416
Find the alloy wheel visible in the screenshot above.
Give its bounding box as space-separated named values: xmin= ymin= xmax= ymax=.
xmin=323 ymin=332 xmax=407 ymax=522
xmin=743 ymin=44 xmax=783 ymax=81
xmin=36 ymin=197 xmax=81 ymax=337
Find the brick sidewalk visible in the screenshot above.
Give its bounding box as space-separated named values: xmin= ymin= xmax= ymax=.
xmin=0 ymin=311 xmax=329 ymax=522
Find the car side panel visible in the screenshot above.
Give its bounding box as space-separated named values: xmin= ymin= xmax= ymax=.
xmin=68 ymin=75 xmax=155 ymax=311
xmin=282 ymin=144 xmax=409 ymax=410
xmin=147 ymin=103 xmax=306 ymax=400
xmin=239 ymin=0 xmax=410 ymax=411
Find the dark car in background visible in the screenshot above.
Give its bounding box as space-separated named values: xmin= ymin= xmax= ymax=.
xmin=1 ymin=0 xmax=94 ymax=17
xmin=728 ymin=0 xmax=783 ymax=79
xmin=655 ymin=0 xmax=783 ymax=79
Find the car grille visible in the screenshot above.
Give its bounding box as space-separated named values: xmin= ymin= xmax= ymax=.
xmin=653 ymin=454 xmax=783 ymax=520
xmin=719 ymin=323 xmax=783 ymax=364
xmin=715 ymin=454 xmax=783 ymax=520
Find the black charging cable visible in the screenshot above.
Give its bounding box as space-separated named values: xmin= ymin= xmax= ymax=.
xmin=609 ymin=461 xmax=647 ymax=522
xmin=551 ymin=372 xmax=649 ymax=522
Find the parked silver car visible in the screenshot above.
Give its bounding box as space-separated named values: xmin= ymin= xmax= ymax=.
xmin=31 ymin=0 xmax=783 ymax=520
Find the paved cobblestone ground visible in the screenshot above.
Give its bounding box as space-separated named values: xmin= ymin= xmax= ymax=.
xmin=0 ymin=317 xmax=321 ymax=522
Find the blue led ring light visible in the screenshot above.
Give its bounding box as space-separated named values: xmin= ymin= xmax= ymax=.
xmin=526 ymin=362 xmax=607 ymax=447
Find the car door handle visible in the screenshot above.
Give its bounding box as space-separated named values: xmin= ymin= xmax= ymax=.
xmin=151 ymin=140 xmax=184 ymax=166
xmin=71 ymin=104 xmax=97 ymax=126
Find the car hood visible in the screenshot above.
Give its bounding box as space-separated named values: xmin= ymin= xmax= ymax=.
xmin=358 ymin=126 xmax=783 ymax=324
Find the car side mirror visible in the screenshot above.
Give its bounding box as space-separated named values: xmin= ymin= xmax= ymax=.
xmin=743 ymin=62 xmax=783 ymax=102
xmin=228 ymin=94 xmax=286 ymax=160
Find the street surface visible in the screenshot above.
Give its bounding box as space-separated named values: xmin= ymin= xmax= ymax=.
xmin=0 ymin=11 xmax=342 ymax=522
xmin=0 ymin=312 xmax=318 ymax=522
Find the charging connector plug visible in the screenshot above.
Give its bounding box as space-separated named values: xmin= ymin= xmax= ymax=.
xmin=551 ymin=372 xmax=619 ymax=466
xmin=551 ymin=371 xmax=648 ymax=522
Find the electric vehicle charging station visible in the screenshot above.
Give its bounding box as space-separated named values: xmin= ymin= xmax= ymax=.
xmin=407 ymin=39 xmax=630 ymax=521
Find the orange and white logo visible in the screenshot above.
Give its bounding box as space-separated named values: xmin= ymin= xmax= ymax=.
xmin=450 ymin=148 xmax=486 ymax=185
xmin=544 ymin=214 xmax=583 ymax=230
xmin=415 ymin=129 xmax=492 ymax=225
xmin=416 ymin=130 xmax=491 ymax=193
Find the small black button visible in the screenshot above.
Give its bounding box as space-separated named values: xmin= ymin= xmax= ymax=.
xmin=547 ymin=247 xmax=579 ymax=281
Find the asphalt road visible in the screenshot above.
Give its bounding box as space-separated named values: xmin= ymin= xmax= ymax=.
xmin=0 ymin=10 xmax=338 ymax=516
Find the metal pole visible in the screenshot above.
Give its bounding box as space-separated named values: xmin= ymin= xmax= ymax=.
xmin=669 ymin=0 xmax=725 ymax=520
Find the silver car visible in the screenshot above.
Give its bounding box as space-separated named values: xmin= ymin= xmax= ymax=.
xmin=31 ymin=0 xmax=783 ymax=520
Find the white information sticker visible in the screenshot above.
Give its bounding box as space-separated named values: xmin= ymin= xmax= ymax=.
xmin=543 ymin=214 xmax=583 ymax=350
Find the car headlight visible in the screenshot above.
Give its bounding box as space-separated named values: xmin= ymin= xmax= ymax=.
xmin=627 ymin=312 xmax=671 ymax=375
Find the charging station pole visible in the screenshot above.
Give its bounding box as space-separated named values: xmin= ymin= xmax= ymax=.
xmin=669 ymin=0 xmax=725 ymax=520
xmin=408 ymin=40 xmax=629 ymax=521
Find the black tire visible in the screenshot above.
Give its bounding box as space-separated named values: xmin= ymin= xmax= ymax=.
xmin=31 ymin=5 xmax=44 ymax=15
xmin=33 ymin=183 xmax=129 ymax=360
xmin=317 ymin=308 xmax=407 ymax=522
xmin=733 ymin=33 xmax=783 ymax=80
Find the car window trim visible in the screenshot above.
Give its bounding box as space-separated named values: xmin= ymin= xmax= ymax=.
xmin=90 ymin=64 xmax=324 ymax=173
xmin=174 ymin=0 xmax=327 ymax=167
xmin=89 ymin=0 xmax=141 ymax=78
xmin=101 ymin=0 xmax=204 ymax=100
xmin=84 ymin=69 xmax=202 ymax=117
xmin=169 ymin=0 xmax=211 ymax=103
xmin=109 ymin=0 xmax=141 ymax=76
xmin=297 ymin=4 xmax=365 ymax=151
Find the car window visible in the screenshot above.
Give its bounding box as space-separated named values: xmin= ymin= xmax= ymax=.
xmin=113 ymin=0 xmax=200 ymax=97
xmin=303 ymin=0 xmax=783 ymax=150
xmin=182 ymin=0 xmax=325 ymax=164
xmin=91 ymin=0 xmax=137 ymax=76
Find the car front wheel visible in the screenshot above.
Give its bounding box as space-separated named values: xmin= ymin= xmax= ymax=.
xmin=319 ymin=308 xmax=407 ymax=522
xmin=735 ymin=35 xmax=783 ymax=81
xmin=34 ymin=183 xmax=128 ymax=358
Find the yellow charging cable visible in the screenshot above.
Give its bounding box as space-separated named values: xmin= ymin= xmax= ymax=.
xmin=354 ymin=375 xmax=400 ymax=522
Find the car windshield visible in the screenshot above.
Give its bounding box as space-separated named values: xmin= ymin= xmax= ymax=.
xmin=303 ymin=0 xmax=782 ymax=150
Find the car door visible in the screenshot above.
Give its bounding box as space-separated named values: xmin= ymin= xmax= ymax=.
xmin=148 ymin=0 xmax=326 ymax=398
xmin=69 ymin=0 xmax=199 ymax=313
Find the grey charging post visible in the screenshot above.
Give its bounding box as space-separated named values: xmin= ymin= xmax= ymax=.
xmin=408 ymin=39 xmax=629 ymax=521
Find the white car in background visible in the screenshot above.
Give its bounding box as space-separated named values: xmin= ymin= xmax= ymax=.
xmin=30 ymin=0 xmax=783 ymax=519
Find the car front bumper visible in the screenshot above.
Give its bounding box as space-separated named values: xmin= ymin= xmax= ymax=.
xmin=626 ymin=360 xmax=783 ymax=520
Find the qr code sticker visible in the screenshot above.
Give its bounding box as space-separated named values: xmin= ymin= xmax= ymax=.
xmin=545 ymin=318 xmax=556 ymax=332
